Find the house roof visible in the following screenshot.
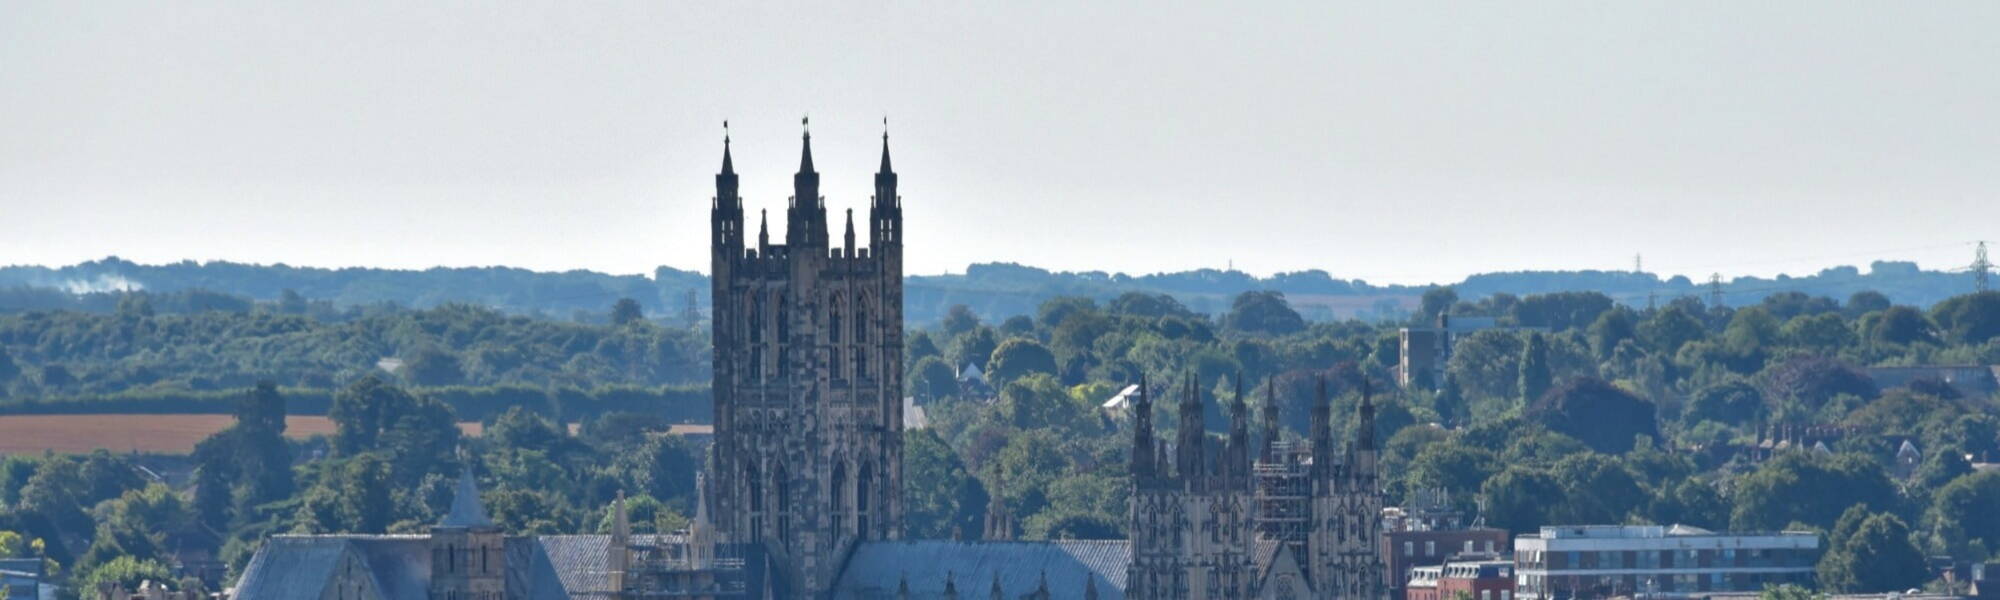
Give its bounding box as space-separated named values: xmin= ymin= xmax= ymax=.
xmin=829 ymin=540 xmax=1130 ymax=599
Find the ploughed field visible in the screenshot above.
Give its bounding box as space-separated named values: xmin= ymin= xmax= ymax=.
xmin=0 ymin=414 xmax=485 ymax=454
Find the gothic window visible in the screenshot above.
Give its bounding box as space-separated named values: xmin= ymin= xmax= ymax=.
xmin=854 ymin=295 xmax=869 ymax=343
xmin=856 ymin=462 xmax=873 ymax=512
xmin=481 ymin=546 xmax=488 ymax=573
xmin=832 ymin=461 xmax=848 ymax=534
xmin=748 ymin=462 xmax=763 ymax=511
xmin=829 ymin=295 xmax=843 ymax=343
xmin=776 ymin=465 xmax=791 ymax=544
xmin=776 ymin=294 xmax=789 ymax=340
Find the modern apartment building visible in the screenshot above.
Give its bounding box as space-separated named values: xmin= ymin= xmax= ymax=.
xmin=1514 ymin=525 xmax=1819 ymax=599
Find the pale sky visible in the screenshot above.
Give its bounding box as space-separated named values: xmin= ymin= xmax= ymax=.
xmin=2 ymin=2 xmax=1996 ymax=285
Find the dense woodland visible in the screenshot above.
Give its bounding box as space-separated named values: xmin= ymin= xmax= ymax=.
xmin=1 ymin=285 xmax=1999 ymax=595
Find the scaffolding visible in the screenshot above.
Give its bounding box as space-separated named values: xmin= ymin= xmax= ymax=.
xmin=1254 ymin=441 xmax=1313 ymax=553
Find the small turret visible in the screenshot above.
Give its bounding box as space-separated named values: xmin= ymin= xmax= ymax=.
xmin=1131 ymin=375 xmax=1156 ymax=481
xmin=844 ymin=209 xmax=857 ymax=255
xmin=1176 ymin=374 xmax=1207 ymax=492
xmin=1310 ymin=376 xmax=1333 ymax=484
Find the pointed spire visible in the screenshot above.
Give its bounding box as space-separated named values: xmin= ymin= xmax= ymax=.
xmin=757 ymin=209 xmax=769 ymax=248
xmin=440 ymin=466 xmax=493 ymax=528
xmin=693 ymin=471 xmax=710 ymax=526
xmin=798 ymin=115 xmax=816 ymax=174
xmin=1132 ymin=374 xmax=1156 ymax=480
xmin=614 ymin=490 xmax=630 ymax=539
xmin=844 ymin=208 xmax=857 ymax=252
xmin=721 ymin=120 xmax=735 ymax=175
xmin=1310 ymin=375 xmax=1333 ymax=483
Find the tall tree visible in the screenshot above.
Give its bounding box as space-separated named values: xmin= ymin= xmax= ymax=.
xmin=1817 ymin=512 xmax=1925 ymax=593
xmin=1518 ymin=333 xmax=1552 ymax=403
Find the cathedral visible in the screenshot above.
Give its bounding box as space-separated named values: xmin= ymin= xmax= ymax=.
xmin=703 ymin=125 xmax=1389 ymax=599
xmin=232 ymin=123 xmax=1387 ymax=600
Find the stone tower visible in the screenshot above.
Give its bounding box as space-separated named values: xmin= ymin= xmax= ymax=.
xmin=430 ymin=469 xmax=504 ymax=600
xmin=1127 ymin=375 xmax=1258 ymax=600
xmin=1131 ymin=373 xmax=1386 ymax=600
xmin=709 ymin=122 xmax=905 ymax=595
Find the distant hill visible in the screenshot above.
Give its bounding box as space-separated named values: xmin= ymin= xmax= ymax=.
xmin=0 ymin=256 xmax=1983 ymax=324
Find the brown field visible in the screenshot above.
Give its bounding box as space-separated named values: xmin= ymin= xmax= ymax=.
xmin=0 ymin=414 xmax=484 ymax=455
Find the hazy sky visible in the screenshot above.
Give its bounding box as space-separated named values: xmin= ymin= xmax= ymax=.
xmin=3 ymin=2 xmax=1996 ymax=285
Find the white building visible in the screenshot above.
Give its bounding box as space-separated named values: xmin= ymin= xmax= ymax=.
xmin=1513 ymin=525 xmax=1819 ymax=599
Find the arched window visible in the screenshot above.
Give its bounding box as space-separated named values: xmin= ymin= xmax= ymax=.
xmin=857 ymin=461 xmax=874 ymax=535
xmin=748 ymin=462 xmax=763 ymax=511
xmin=829 ymin=295 xmax=844 ymax=344
xmin=775 ymin=465 xmax=791 ymax=544
xmin=776 ymin=294 xmax=789 ymax=340
xmin=831 ymin=462 xmax=848 ymax=512
xmin=854 ymin=295 xmax=869 ymax=343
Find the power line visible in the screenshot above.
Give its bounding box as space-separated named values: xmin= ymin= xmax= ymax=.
xmin=1976 ymin=241 xmax=1992 ymax=293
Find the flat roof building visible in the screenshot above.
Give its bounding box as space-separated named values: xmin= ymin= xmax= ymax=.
xmin=1513 ymin=525 xmax=1819 ymax=599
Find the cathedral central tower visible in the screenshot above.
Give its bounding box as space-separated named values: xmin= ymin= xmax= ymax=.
xmin=709 ymin=122 xmax=905 ymax=595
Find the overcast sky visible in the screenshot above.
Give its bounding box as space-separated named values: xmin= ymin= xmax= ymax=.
xmin=2 ymin=2 xmax=1996 ymax=285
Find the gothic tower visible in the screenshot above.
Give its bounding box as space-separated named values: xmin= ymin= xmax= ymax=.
xmin=430 ymin=469 xmax=504 ymax=600
xmin=709 ymin=122 xmax=905 ymax=596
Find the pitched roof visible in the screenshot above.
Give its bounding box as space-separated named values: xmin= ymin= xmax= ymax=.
xmin=234 ymin=536 xmax=355 ymax=600
xmin=829 ymin=540 xmax=1129 ymax=599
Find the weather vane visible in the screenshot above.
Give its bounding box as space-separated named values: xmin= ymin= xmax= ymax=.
xmin=802 ymin=114 xmax=809 ymax=133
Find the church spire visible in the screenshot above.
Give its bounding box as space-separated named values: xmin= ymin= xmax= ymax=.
xmin=844 ymin=209 xmax=857 ymax=254
xmin=758 ymin=209 xmax=769 ymax=249
xmin=721 ymin=120 xmax=735 ymax=175
xmin=799 ymin=116 xmax=816 ymax=174
xmin=440 ymin=467 xmax=493 ymax=528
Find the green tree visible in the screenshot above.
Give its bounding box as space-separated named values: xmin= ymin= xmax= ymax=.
xmin=910 ymin=356 xmax=959 ymax=401
xmin=987 ymin=338 xmax=1059 ymax=387
xmin=1781 ymin=313 xmax=1856 ymax=353
xmin=902 ymin=430 xmax=988 ymax=539
xmin=610 ymin=298 xmax=645 ymax=326
xmin=1529 ymin=377 xmax=1658 ymax=454
xmin=1638 ymin=306 xmax=1706 ymax=355
xmin=1418 ymin=287 xmax=1459 ymax=324
xmin=1223 ymin=291 xmax=1306 ymax=336
xmin=1928 ymin=470 xmax=2000 ymax=558
xmin=1517 ymin=333 xmax=1552 ymax=403
xmin=76 ymin=556 xmax=173 ymax=595
xmin=1730 ymin=452 xmax=1897 ymax=531
xmin=1868 ymin=305 xmax=1934 ymax=345
xmin=1845 ymin=291 xmax=1891 ymax=316
xmin=1930 ymin=291 xmax=2000 ymax=345
xmin=1481 ymin=467 xmax=1561 ymax=534
xmin=1817 ymin=512 xmax=1925 ymax=593
xmin=946 ymin=328 xmax=999 ymax=370
xmin=1684 ymin=379 xmax=1764 ymax=427
xmin=1549 ymin=453 xmax=1645 ymax=524
xmin=941 ymin=304 xmax=981 ymax=338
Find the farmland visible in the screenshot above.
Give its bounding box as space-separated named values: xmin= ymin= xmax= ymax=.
xmin=0 ymin=414 xmax=484 ymax=455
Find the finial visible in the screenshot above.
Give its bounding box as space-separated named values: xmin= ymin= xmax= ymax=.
xmin=802 ymin=114 xmax=810 ymax=135
xmin=883 ymin=115 xmax=889 ymax=141
xmin=723 ymin=119 xmax=730 ymax=145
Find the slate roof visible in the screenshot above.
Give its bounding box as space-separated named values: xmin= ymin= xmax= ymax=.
xmin=238 ymin=534 xmax=635 ymax=600
xmin=828 ymin=540 xmax=1130 ymax=600
xmin=235 ymin=536 xmax=357 ymax=600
